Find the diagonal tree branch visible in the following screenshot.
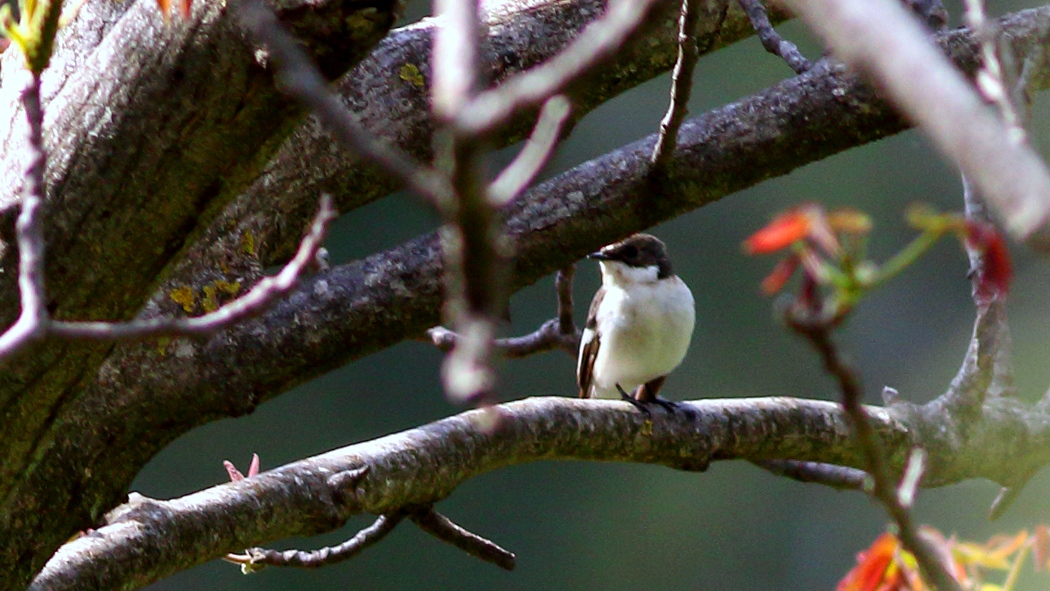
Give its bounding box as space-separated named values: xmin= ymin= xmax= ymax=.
xmin=33 ymin=395 xmax=1050 ymax=590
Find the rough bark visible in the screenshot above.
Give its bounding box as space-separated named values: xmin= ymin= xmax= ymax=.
xmin=0 ymin=0 xmax=403 ymax=585
xmin=33 ymin=395 xmax=1050 ymax=590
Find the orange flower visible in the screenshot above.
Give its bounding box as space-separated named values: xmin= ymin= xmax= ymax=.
xmin=760 ymin=254 xmax=800 ymax=295
xmin=838 ymin=533 xmax=904 ymax=591
xmin=744 ymin=209 xmax=813 ymax=254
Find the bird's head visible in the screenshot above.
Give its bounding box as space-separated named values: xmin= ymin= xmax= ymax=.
xmin=588 ymin=233 xmax=674 ymax=286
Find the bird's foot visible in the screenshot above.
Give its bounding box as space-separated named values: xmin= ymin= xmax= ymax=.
xmin=616 ymin=384 xmax=678 ymax=415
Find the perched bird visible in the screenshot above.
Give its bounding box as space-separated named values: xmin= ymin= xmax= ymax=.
xmin=577 ymin=234 xmax=695 ymax=409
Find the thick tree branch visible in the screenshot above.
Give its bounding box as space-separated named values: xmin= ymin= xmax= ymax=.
xmin=33 ymin=395 xmax=1050 ymax=590
xmin=46 ymin=197 xmax=336 ymax=340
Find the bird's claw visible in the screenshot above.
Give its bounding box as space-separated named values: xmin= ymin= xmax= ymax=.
xmin=616 ymin=384 xmax=678 ymax=415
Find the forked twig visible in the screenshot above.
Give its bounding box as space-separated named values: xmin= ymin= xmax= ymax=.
xmin=457 ymin=0 xmax=662 ymax=136
xmin=232 ymin=0 xmax=452 ymax=206
xmin=651 ymin=0 xmax=704 ymax=171
xmin=0 ymin=73 xmax=49 ymax=359
xmin=225 ymin=512 xmax=404 ymax=569
xmin=737 ymin=0 xmax=810 ymax=74
xmin=428 ymin=266 xmax=580 ymax=358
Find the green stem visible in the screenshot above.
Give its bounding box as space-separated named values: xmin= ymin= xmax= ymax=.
xmin=1001 ymin=544 xmax=1028 ymax=591
xmin=869 ymin=228 xmax=944 ymax=289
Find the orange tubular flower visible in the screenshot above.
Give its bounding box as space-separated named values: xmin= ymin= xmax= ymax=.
xmin=838 ymin=533 xmax=904 ymax=591
xmin=760 ymin=254 xmax=800 ymax=295
xmin=744 ymin=209 xmax=813 ymax=254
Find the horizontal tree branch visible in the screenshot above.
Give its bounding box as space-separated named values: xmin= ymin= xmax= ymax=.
xmin=34 ymin=394 xmax=1050 ymax=590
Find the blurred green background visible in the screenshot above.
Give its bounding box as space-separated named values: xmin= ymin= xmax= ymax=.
xmin=139 ymin=1 xmax=1050 ymax=589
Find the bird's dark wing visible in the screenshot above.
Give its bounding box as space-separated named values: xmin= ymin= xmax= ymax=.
xmin=576 ymin=288 xmax=604 ymax=398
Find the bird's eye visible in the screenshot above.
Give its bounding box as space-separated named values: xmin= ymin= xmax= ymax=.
xmin=620 ymin=245 xmax=638 ymax=259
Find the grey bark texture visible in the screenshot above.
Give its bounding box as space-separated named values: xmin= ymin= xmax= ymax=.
xmin=0 ymin=0 xmax=1049 ymax=589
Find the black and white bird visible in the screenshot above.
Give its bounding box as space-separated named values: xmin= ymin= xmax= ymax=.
xmin=577 ymin=234 xmax=695 ymax=408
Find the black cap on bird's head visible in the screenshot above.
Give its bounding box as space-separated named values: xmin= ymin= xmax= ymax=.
xmin=588 ymin=234 xmax=674 ymax=279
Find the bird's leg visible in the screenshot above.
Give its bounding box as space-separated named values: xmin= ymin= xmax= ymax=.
xmin=616 ymin=384 xmax=652 ymax=416
xmin=635 ymin=376 xmax=679 ymax=414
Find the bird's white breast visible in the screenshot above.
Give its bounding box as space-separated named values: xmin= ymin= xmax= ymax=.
xmin=587 ymin=271 xmax=695 ymax=398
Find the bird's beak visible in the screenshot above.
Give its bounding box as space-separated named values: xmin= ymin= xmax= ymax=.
xmin=588 ymin=251 xmax=613 ymax=261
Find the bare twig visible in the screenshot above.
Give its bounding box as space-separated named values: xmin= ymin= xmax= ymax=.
xmin=409 ymin=507 xmax=516 ymax=571
xmin=753 ymin=459 xmax=867 ymax=491
xmin=225 ymin=513 xmax=404 ymax=569
xmin=488 ymin=95 xmax=571 ymax=206
xmin=431 ymin=0 xmax=506 ymax=406
xmin=0 ymin=73 xmax=49 ymax=360
xmin=555 ymin=265 xmax=576 ymax=338
xmin=231 ymin=0 xmax=452 ymax=206
xmin=737 ymin=0 xmax=810 ymax=74
xmin=427 ymin=266 xmax=580 ymax=358
xmin=457 ymin=0 xmax=662 ymax=136
xmin=788 ymin=316 xmax=962 ymax=591
xmin=651 ymin=0 xmax=704 ymax=170
xmin=964 ymin=0 xmax=1026 ymax=144
xmin=938 ymin=176 xmax=1014 ymax=412
xmin=47 ymin=197 xmax=336 ymax=340
xmin=784 ymin=0 xmax=1050 ymax=250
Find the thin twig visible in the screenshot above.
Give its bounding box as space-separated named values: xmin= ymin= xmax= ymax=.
xmin=0 ymin=73 xmax=49 ymax=360
xmin=231 ymin=0 xmax=452 ymax=206
xmin=457 ymin=0 xmax=662 ymax=136
xmin=409 ymin=507 xmax=516 ymax=571
xmin=651 ymin=0 xmax=704 ymax=171
xmin=47 ymin=197 xmax=336 ymax=340
xmin=427 ymin=266 xmax=580 ymax=358
xmin=939 ymin=175 xmax=1014 ymax=409
xmin=753 ymin=459 xmax=867 ymax=491
xmin=488 ymin=95 xmax=571 ymax=206
xmin=964 ymin=0 xmax=1026 ymax=144
xmin=555 ymin=266 xmax=576 ymax=337
xmin=788 ymin=316 xmax=962 ymax=591
xmin=224 ymin=513 xmax=404 ymax=569
xmin=432 ymin=0 xmax=505 ymax=406
xmin=737 ymin=0 xmax=810 ymax=74
xmin=432 ymin=0 xmax=481 ymax=122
